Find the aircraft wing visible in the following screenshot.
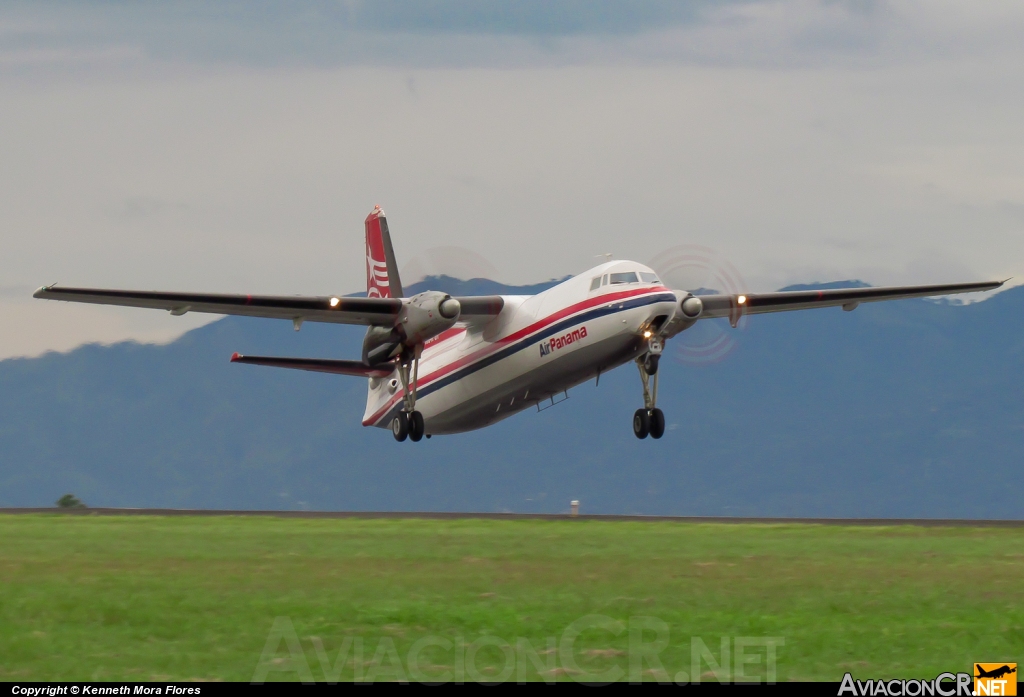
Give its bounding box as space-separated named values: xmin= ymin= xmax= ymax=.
xmin=33 ymin=286 xmax=504 ymax=325
xmin=455 ymin=295 xmax=505 ymax=317
xmin=33 ymin=286 xmax=403 ymax=325
xmin=694 ymin=280 xmax=1005 ymax=321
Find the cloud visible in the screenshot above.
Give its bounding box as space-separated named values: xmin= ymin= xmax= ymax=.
xmin=4 ymin=0 xmax=1023 ymax=73
xmin=1 ymin=1 xmax=1022 ymax=359
xmin=0 ymin=0 xmax=734 ymax=72
xmin=328 ymin=0 xmax=721 ymax=36
xmin=0 ymin=284 xmax=35 ymax=299
xmin=0 ymin=297 xmax=214 ymax=360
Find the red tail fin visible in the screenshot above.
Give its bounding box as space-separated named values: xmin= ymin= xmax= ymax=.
xmin=365 ymin=205 xmax=403 ymax=298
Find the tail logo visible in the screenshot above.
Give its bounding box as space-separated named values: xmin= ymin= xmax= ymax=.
xmin=366 ymin=252 xmax=389 ymax=298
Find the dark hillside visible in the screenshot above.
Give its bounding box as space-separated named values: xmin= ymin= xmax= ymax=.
xmin=1 ymin=279 xmax=1020 ymax=518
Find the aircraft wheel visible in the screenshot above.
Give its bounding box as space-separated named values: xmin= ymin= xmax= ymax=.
xmin=632 ymin=408 xmax=650 ymax=439
xmin=409 ymin=411 xmax=425 ymax=442
xmin=392 ymin=412 xmax=409 ymax=442
xmin=649 ymin=408 xmax=665 ymax=439
xmin=644 ymin=353 xmax=660 ymax=375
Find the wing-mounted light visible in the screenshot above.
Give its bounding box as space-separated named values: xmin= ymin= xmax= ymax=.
xmin=729 ymin=294 xmax=747 ymax=328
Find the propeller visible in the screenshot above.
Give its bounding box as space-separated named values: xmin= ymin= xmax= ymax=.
xmin=400 ymin=246 xmax=500 ymax=289
xmin=647 ymin=244 xmax=750 ymax=365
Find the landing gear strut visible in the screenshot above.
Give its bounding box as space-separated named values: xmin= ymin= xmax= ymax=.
xmin=393 ymin=343 xmax=426 ymax=442
xmin=634 ymin=337 xmax=665 ymax=440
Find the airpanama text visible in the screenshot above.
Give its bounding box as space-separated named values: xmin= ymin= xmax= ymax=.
xmin=540 ymin=326 xmax=587 ymax=357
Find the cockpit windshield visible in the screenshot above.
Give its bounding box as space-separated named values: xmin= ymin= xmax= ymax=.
xmin=609 ymin=272 xmax=639 ymax=284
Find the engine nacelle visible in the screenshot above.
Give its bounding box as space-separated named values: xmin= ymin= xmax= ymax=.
xmin=657 ymin=292 xmax=705 ymax=340
xmin=397 ymin=291 xmax=461 ymax=346
xmin=362 ymin=291 xmax=461 ymax=365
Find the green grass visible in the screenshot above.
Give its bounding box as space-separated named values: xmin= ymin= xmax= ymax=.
xmin=0 ymin=514 xmax=1021 ymax=682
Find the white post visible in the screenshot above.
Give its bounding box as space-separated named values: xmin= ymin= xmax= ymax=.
xmin=570 ymin=500 xmax=579 ymax=517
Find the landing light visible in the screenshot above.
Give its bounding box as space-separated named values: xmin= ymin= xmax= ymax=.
xmin=737 ymin=295 xmax=747 ymax=305
xmin=643 ymin=330 xmax=653 ymax=338
xmin=329 ymin=297 xmax=340 ymax=307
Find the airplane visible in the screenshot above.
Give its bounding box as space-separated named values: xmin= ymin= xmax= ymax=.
xmin=34 ymin=206 xmax=1004 ymax=442
xmin=975 ymin=665 xmax=1016 ymax=680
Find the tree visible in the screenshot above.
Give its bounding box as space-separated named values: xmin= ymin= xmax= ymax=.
xmin=56 ymin=494 xmax=86 ymax=509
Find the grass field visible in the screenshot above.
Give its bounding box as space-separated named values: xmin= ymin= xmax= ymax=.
xmin=0 ymin=514 xmax=1021 ymax=682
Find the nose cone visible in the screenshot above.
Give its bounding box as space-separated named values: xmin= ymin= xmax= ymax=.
xmin=681 ymin=296 xmax=703 ymax=318
xmin=439 ymin=297 xmax=461 ymax=319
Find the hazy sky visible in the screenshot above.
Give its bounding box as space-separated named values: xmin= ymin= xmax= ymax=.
xmin=2 ymin=1 xmax=1022 ymax=358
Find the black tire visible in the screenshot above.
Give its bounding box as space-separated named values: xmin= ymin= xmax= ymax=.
xmin=409 ymin=411 xmax=425 ymax=442
xmin=392 ymin=412 xmax=409 ymax=442
xmin=649 ymin=408 xmax=665 ymax=439
xmin=633 ymin=408 xmax=650 ymax=439
xmin=644 ymin=353 xmax=660 ymax=375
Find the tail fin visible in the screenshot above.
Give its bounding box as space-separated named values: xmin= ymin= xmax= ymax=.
xmin=365 ymin=205 xmax=404 ymax=298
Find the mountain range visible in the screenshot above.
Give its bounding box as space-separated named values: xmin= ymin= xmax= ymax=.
xmin=0 ymin=276 xmax=1020 ymax=518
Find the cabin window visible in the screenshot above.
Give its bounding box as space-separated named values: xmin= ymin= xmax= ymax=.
xmin=589 ymin=277 xmax=601 ymax=291
xmin=640 ymin=272 xmax=659 ymax=283
xmin=609 ymin=272 xmax=639 ymax=284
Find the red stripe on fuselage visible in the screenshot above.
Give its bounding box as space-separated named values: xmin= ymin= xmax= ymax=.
xmin=362 ymin=286 xmax=671 ymax=426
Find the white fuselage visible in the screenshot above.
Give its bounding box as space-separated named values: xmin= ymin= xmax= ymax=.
xmin=362 ymin=261 xmax=680 ymax=435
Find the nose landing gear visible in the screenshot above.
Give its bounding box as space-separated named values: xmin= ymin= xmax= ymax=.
xmin=633 ymin=337 xmax=665 ymax=440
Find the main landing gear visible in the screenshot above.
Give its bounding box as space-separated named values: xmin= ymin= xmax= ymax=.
xmin=633 ymin=338 xmax=665 ymax=440
xmin=392 ymin=410 xmax=424 ymax=442
xmin=392 ymin=344 xmax=427 ymax=442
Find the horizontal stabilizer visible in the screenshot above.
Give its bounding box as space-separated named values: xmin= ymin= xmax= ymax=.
xmin=230 ymin=353 xmax=394 ymax=377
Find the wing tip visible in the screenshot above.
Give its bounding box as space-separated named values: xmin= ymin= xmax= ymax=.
xmin=230 ymin=352 xmax=242 ymax=362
